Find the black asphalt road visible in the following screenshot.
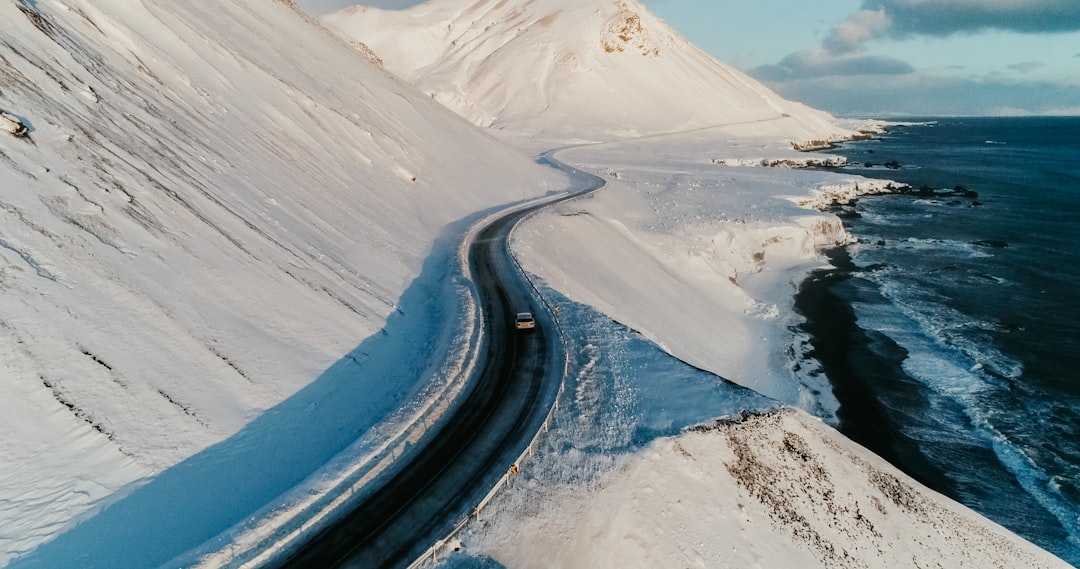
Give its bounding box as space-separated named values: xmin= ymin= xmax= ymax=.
xmin=271 ymin=159 xmax=604 ymax=569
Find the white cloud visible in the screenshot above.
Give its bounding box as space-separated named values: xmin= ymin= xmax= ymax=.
xmin=865 ymin=0 xmax=1080 ymax=37
xmin=754 ymin=49 xmax=914 ymax=81
xmin=1007 ymin=61 xmax=1046 ymax=74
xmin=1043 ymin=105 xmax=1080 ymax=115
xmin=810 ymin=1 xmax=1080 ymax=59
xmin=758 ymin=73 xmax=1080 ymax=117
xmin=824 ymin=8 xmax=891 ymax=54
xmin=758 ymin=0 xmax=1080 ymax=115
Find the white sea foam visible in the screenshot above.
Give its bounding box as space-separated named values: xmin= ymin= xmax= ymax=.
xmin=875 ymin=279 xmax=1024 ymax=381
xmin=849 ymin=286 xmax=1080 ymax=552
xmin=987 ymin=424 xmax=1080 ymax=546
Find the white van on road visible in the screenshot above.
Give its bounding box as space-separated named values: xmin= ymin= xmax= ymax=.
xmin=515 ymin=312 xmax=535 ymax=330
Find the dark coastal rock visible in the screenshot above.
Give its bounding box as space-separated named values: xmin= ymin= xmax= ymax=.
xmin=888 ymin=184 xmax=981 ymax=201
xmin=953 ymin=185 xmax=979 ymax=198
xmin=765 ymin=157 xmax=847 ymax=168
xmin=926 ymin=265 xmax=959 ymax=277
xmin=884 ymin=160 xmax=901 ymax=169
xmin=893 ymin=185 xmax=919 ymax=196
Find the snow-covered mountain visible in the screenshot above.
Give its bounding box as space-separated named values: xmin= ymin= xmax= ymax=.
xmin=0 ymin=0 xmax=563 ymax=562
xmin=5 ymin=1 xmax=1069 ymax=567
xmin=324 ymin=0 xmax=846 ymax=141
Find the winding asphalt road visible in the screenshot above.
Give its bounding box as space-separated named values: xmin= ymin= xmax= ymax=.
xmin=270 ymin=156 xmax=604 ymax=568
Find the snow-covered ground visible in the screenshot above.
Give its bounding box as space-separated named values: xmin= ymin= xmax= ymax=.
xmin=2 ymin=0 xmax=1072 ymax=566
xmin=323 ymin=1 xmax=1073 ymax=566
xmin=0 ymin=0 xmax=564 ymax=565
xmin=321 ymin=0 xmax=887 ymax=416
xmin=514 ymin=127 xmax=882 ymax=418
xmin=449 ymin=132 xmax=1070 ymax=568
xmin=467 ymin=401 xmax=1068 ymax=569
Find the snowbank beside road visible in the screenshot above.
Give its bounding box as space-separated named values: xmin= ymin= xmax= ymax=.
xmin=513 ymin=123 xmax=873 ymax=415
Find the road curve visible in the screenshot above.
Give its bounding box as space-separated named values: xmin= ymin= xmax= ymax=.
xmin=270 ymin=154 xmax=604 ymax=569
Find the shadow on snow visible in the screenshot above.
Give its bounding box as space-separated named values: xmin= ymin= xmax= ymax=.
xmin=11 ymin=214 xmax=486 ymax=569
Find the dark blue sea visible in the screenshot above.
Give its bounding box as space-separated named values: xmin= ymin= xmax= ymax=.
xmin=796 ymin=116 xmax=1080 ymax=565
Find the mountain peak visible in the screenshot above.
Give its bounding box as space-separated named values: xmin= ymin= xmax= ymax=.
xmin=325 ymin=0 xmax=844 ymax=142
xmin=601 ymin=0 xmax=661 ymax=57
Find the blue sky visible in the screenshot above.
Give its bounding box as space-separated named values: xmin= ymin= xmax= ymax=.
xmin=299 ymin=0 xmax=1080 ymax=117
xmin=645 ymin=0 xmax=1080 ymax=117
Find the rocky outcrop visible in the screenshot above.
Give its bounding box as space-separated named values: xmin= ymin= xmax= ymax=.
xmin=713 ymin=156 xmax=848 ymax=168
xmin=1 ymin=110 xmax=29 ymax=137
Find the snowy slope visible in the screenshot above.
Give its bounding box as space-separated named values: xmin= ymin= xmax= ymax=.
xmin=0 ymin=0 xmax=564 ymax=563
xmin=511 ymin=129 xmax=885 ymax=412
xmin=470 ymin=409 xmax=1072 ymax=569
xmin=324 ymin=0 xmax=847 ymax=142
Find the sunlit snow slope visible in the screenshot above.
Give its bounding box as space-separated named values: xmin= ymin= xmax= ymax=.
xmin=0 ymin=0 xmax=562 ymax=562
xmin=325 ymin=0 xmax=845 ymax=141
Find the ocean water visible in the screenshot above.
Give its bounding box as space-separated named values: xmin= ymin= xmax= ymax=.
xmin=797 ymin=117 xmax=1080 ymax=565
